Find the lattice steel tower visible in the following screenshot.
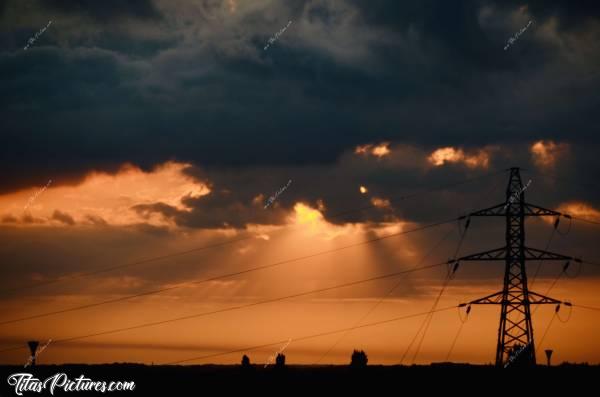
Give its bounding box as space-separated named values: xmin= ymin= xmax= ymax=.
xmin=457 ymin=167 xmax=574 ymax=366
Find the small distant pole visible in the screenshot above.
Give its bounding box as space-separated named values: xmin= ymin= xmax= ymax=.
xmin=545 ymin=349 xmax=553 ymax=366
xmin=27 ymin=341 xmax=39 ymax=366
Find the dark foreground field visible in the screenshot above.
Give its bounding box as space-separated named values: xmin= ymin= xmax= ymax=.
xmin=1 ymin=363 xmax=598 ymax=396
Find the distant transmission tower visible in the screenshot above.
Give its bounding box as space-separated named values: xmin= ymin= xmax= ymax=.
xmin=457 ymin=167 xmax=575 ymax=366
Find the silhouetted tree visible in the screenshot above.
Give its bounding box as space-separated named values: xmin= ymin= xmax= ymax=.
xmin=241 ymin=354 xmax=251 ymax=367
xmin=275 ymin=353 xmax=286 ymax=368
xmin=350 ymin=350 xmax=368 ymax=368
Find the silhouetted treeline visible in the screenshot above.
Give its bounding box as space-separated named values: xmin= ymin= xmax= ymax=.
xmin=1 ymin=362 xmax=597 ymax=396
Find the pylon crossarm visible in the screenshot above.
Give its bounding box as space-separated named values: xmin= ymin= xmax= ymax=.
xmin=466 ymin=202 xmax=562 ymax=217
xmin=460 ymin=290 xmax=504 ymax=305
xmin=522 ymin=203 xmax=562 ymax=217
xmin=523 ymin=247 xmax=573 ymax=261
xmin=527 ymin=291 xmax=564 ymax=305
xmin=457 ymin=247 xmax=506 ymax=261
xmin=468 ymin=204 xmax=506 ymax=217
xmin=460 ymin=291 xmax=565 ymax=306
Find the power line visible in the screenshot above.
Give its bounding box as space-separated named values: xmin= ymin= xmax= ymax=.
xmin=399 ymin=270 xmax=454 ymax=364
xmin=1 ymin=170 xmax=505 ymax=295
xmin=571 ymin=303 xmax=600 ymax=311
xmin=0 ymin=260 xmax=450 ymax=355
xmin=520 ymin=168 xmax=600 ymax=227
xmin=312 ymin=172 xmax=505 ymax=364
xmin=325 ymin=169 xmax=507 ymax=220
xmin=164 ymin=305 xmax=458 ymax=365
xmin=407 ymin=207 xmax=472 ymax=364
xmin=409 ymin=229 xmax=468 ymax=363
xmin=0 ymin=235 xmax=256 ymax=295
xmin=529 ymin=219 xmax=559 ymax=289
xmin=314 ymin=224 xmax=457 ymax=364
xmin=445 ymin=320 xmax=466 ymax=362
xmin=532 ymin=258 xmax=591 ymax=318
xmin=532 ymin=270 xmax=566 ymax=317
xmin=521 ymin=168 xmax=600 ymax=194
xmin=532 ymin=258 xmax=600 ymax=317
xmin=434 ymin=176 xmax=505 ymax=363
xmin=409 ymin=270 xmax=456 ymax=364
xmin=581 ymin=259 xmax=600 ymax=267
xmin=565 ymin=215 xmax=600 ymax=227
xmin=0 ymin=217 xmax=460 ymax=326
xmin=536 ymin=311 xmax=558 ymax=354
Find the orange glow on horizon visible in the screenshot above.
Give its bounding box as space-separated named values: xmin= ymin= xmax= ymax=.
xmin=0 ymin=162 xmax=210 ymax=227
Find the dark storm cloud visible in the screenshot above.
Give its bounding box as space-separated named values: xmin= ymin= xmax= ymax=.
xmin=1 ymin=0 xmax=599 ymax=197
xmin=42 ymin=0 xmax=162 ymax=22
xmin=497 ymin=0 xmax=600 ymax=31
xmin=128 ymin=163 xmax=296 ymax=230
xmin=121 ymin=140 xmax=598 ymax=231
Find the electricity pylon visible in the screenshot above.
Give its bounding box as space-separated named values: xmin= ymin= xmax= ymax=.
xmin=457 ymin=167 xmax=575 ymax=366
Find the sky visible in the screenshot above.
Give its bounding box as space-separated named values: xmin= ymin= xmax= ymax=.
xmin=1 ymin=0 xmax=600 ymax=366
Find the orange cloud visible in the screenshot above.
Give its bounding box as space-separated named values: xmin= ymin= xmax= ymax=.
xmin=354 ymin=142 xmax=391 ymax=158
xmin=530 ymin=140 xmax=569 ymax=168
xmin=228 ymin=0 xmax=237 ymax=13
xmin=372 ymin=143 xmax=391 ymax=157
xmin=370 ymin=197 xmax=391 ymax=209
xmin=427 ymin=147 xmax=490 ymax=169
xmin=0 ymin=162 xmax=210 ymax=227
xmin=354 ymin=144 xmax=371 ymax=154
xmin=288 ymin=202 xmax=363 ymax=240
xmin=290 ymin=202 xmax=326 ymax=231
xmin=556 ymin=201 xmax=600 ymax=222
xmin=463 ymin=151 xmax=490 ymax=169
